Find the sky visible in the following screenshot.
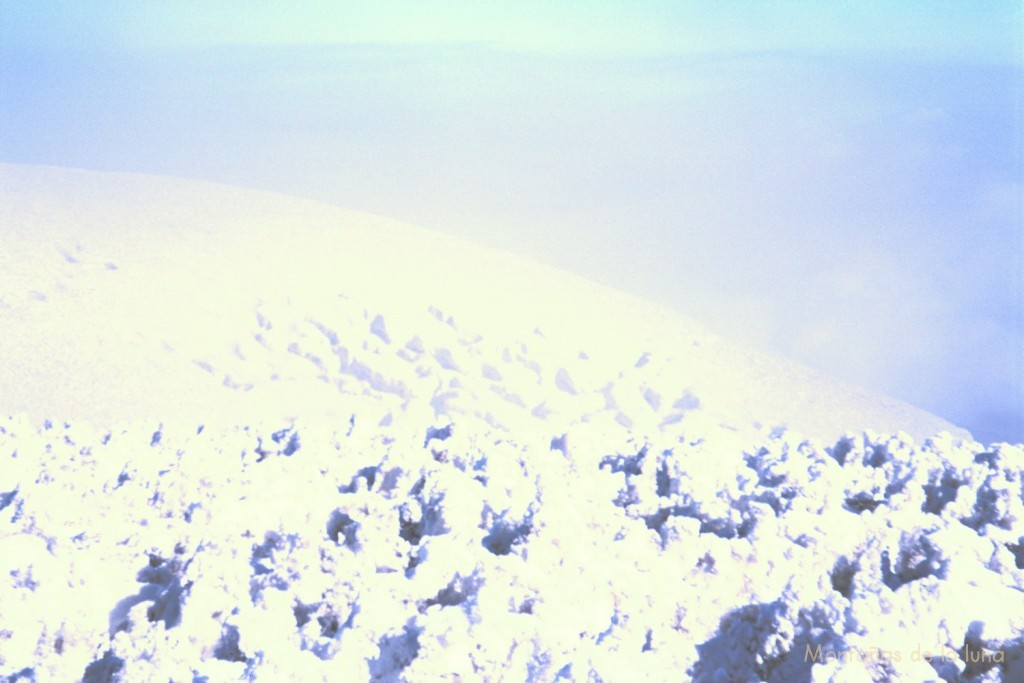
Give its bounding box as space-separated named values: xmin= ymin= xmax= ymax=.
xmin=1 ymin=2 xmax=1022 ymax=443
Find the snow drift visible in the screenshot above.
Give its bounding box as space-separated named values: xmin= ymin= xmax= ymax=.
xmin=1 ymin=165 xmax=1021 ymax=682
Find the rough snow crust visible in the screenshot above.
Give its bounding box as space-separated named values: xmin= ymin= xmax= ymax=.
xmin=1 ymin=165 xmax=1021 ymax=682
xmin=2 ymin=419 xmax=1023 ymax=682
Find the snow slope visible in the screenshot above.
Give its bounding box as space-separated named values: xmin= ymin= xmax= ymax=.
xmin=0 ymin=164 xmax=964 ymax=442
xmin=1 ymin=165 xmax=1021 ymax=683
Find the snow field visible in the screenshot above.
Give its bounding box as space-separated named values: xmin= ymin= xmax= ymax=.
xmin=1 ymin=165 xmax=1018 ymax=682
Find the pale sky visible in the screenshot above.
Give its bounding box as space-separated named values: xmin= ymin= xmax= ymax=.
xmin=1 ymin=1 xmax=1020 ymax=60
xmin=1 ymin=2 xmax=1022 ymax=442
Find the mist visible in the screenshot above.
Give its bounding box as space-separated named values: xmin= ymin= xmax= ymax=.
xmin=1 ymin=42 xmax=1020 ymax=442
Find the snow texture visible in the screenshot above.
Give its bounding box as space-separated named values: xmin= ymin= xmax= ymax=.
xmin=3 ymin=419 xmax=1023 ymax=682
xmin=1 ymin=165 xmax=1020 ymax=682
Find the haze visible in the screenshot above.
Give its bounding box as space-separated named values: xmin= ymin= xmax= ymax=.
xmin=1 ymin=2 xmax=1021 ymax=443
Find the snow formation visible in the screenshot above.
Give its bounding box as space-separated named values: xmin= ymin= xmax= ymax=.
xmin=1 ymin=165 xmax=1021 ymax=682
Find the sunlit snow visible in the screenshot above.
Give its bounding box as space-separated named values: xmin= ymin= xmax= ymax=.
xmin=1 ymin=165 xmax=1021 ymax=682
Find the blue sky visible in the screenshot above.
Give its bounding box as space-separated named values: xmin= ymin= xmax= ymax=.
xmin=1 ymin=2 xmax=1021 ymax=442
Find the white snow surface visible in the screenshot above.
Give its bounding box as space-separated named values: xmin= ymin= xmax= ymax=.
xmin=1 ymin=164 xmax=1022 ymax=682
xmin=0 ymin=164 xmax=964 ymax=442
